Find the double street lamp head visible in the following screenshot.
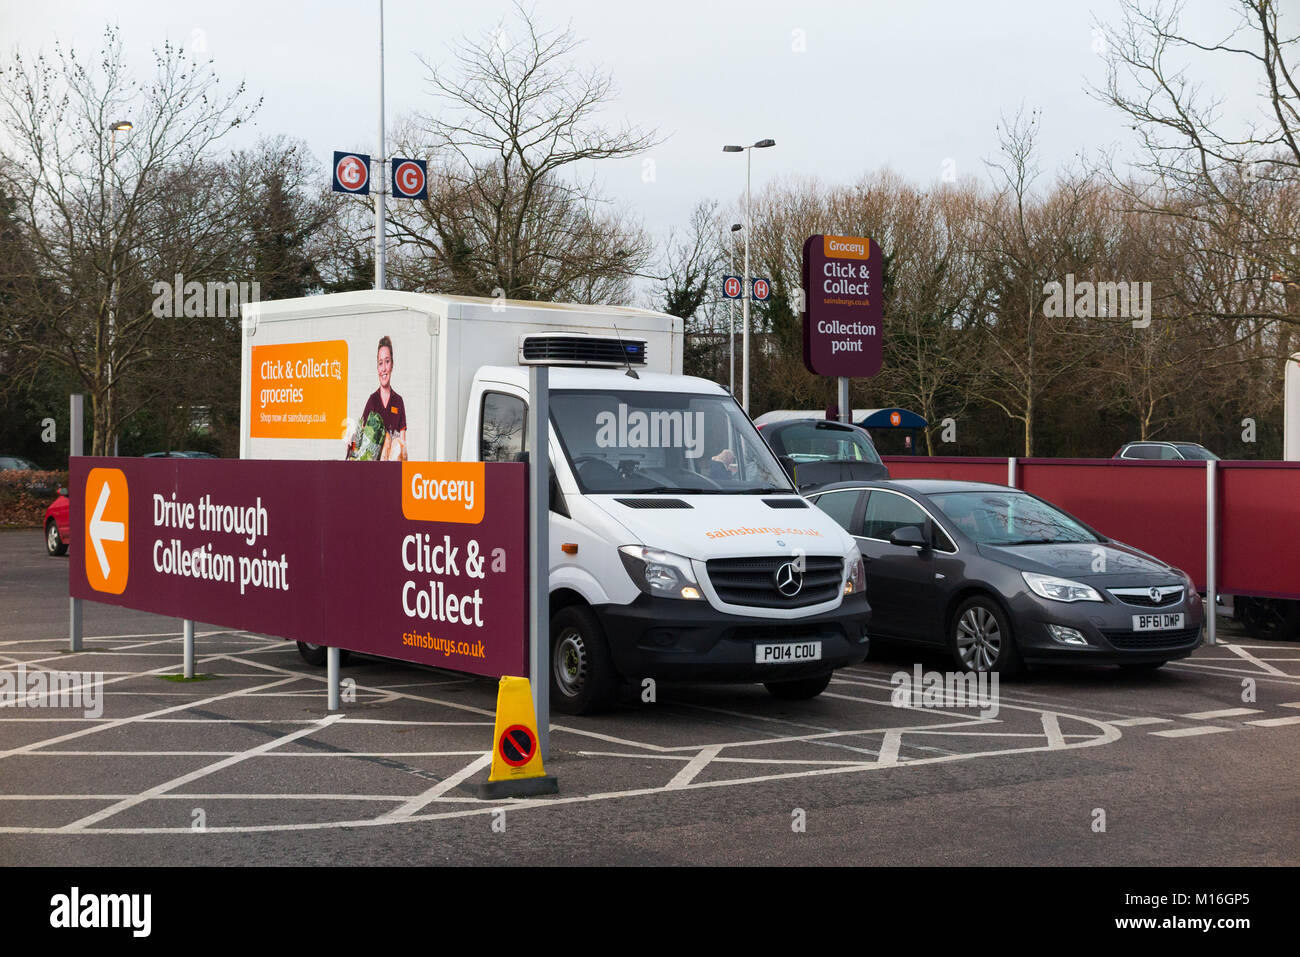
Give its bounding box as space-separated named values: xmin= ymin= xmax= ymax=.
xmin=722 ymin=139 xmax=776 ymax=153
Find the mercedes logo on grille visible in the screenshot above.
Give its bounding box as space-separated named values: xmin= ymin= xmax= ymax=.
xmin=1149 ymin=586 xmax=1161 ymax=602
xmin=775 ymin=561 xmax=803 ymax=597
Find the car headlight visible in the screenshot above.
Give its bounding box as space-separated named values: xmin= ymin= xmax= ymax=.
xmin=845 ymin=554 xmax=865 ymax=595
xmin=618 ymin=546 xmax=702 ymax=600
xmin=1022 ymin=571 xmax=1103 ymax=603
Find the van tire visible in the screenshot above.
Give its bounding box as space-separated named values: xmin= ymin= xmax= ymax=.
xmin=550 ymin=605 xmax=617 ymax=715
xmin=764 ymin=671 xmax=833 ymax=700
xmin=297 ymin=642 xmax=350 ymax=667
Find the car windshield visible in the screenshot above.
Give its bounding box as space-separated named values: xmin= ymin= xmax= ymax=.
xmin=1174 ymin=444 xmax=1218 ymax=460
xmin=550 ymin=390 xmax=794 ymax=494
xmin=928 ymin=490 xmax=1099 ymax=545
xmin=770 ymin=422 xmax=883 ymax=466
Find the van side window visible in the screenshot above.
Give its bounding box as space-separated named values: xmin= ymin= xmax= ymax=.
xmin=481 ymin=392 xmax=527 ymax=462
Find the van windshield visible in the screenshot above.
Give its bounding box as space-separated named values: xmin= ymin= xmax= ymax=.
xmin=550 ymin=390 xmax=795 ymax=494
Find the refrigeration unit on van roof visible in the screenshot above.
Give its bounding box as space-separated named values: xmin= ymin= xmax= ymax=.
xmin=517 ymin=333 xmax=648 ymax=368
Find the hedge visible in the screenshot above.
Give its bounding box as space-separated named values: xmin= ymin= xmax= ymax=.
xmin=0 ymin=470 xmax=67 ymax=528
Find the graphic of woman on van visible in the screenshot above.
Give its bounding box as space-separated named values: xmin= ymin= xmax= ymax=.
xmin=350 ymin=335 xmax=408 ymax=461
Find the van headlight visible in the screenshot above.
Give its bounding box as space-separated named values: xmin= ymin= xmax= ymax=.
xmin=845 ymin=555 xmax=865 ymax=595
xmin=1022 ymin=572 xmax=1102 ymax=603
xmin=618 ymin=546 xmax=702 ymax=600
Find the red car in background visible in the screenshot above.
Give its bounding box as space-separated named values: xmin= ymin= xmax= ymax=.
xmin=44 ymin=487 xmax=70 ymax=556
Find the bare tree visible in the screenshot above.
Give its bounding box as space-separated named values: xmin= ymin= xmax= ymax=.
xmin=0 ymin=26 xmax=259 ymax=454
xmin=1095 ymin=0 xmax=1300 ymax=331
xmin=380 ymin=3 xmax=657 ymax=302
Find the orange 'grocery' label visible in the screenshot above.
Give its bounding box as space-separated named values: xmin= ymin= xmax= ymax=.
xmin=402 ymin=463 xmax=486 ymax=524
xmin=822 ymin=235 xmax=870 ymax=260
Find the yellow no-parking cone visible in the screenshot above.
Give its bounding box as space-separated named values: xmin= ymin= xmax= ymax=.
xmin=479 ymin=676 xmax=558 ymax=798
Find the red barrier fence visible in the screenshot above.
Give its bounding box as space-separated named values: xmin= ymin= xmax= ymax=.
xmin=881 ymin=456 xmax=1300 ymax=600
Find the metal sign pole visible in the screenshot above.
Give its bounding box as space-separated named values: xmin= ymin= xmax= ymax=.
xmin=183 ymin=619 xmax=195 ymax=678
xmin=837 ymin=377 xmax=849 ymax=423
xmin=328 ymin=647 xmax=341 ymax=711
xmin=374 ymin=0 xmax=387 ymax=291
xmin=69 ymin=393 xmax=83 ymax=652
xmin=1206 ymin=461 xmax=1217 ymax=646
xmin=528 ymin=365 xmax=551 ymax=761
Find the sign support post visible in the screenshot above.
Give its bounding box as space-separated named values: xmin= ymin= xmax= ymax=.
xmin=183 ymin=619 xmax=195 ymax=678
xmin=527 ymin=365 xmax=550 ymax=761
xmin=374 ymin=0 xmax=387 ymax=291
xmin=69 ymin=393 xmax=83 ymax=653
xmin=837 ymin=378 xmax=849 ymax=424
xmin=328 ymin=647 xmax=341 ymax=711
xmin=1206 ymin=460 xmax=1217 ymax=646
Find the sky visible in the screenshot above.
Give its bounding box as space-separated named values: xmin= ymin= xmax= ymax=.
xmin=0 ymin=0 xmax=1264 ymax=261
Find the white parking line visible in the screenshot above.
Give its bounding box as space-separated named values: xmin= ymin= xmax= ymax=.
xmin=1179 ymin=708 xmax=1263 ymax=720
xmin=1245 ymin=716 xmax=1300 ymax=727
xmin=1108 ymin=717 xmax=1172 ymax=727
xmin=1281 ymin=702 xmax=1300 ymax=710
xmin=1150 ymin=726 xmax=1234 ymax=738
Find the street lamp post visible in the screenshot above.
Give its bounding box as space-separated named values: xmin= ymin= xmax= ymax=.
xmin=723 ymin=139 xmax=775 ymax=413
xmin=107 ymin=120 xmax=132 ymax=456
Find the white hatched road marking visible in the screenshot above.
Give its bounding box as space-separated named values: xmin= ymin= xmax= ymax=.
xmin=1179 ymin=708 xmax=1263 ymax=720
xmin=1246 ymin=716 xmax=1300 ymax=727
xmin=60 ymin=713 xmax=344 ymax=831
xmin=1150 ymin=726 xmax=1234 ymax=738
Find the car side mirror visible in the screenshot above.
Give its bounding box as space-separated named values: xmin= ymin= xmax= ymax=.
xmin=889 ymin=526 xmax=926 ymax=549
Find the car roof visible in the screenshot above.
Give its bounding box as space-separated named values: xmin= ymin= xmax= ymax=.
xmin=807 ymin=478 xmax=1012 ymax=496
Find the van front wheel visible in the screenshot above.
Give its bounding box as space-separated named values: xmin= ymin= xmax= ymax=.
xmin=550 ymin=606 xmax=617 ymax=715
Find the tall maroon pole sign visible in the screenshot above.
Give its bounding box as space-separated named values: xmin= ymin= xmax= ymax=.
xmin=802 ymin=235 xmax=883 ymax=377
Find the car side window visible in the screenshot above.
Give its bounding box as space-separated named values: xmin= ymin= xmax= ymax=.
xmin=862 ymin=490 xmax=928 ymax=542
xmin=480 ymin=392 xmax=527 ymax=462
xmin=1124 ymin=444 xmax=1152 ymax=459
xmin=811 ymin=490 xmax=862 ymax=535
xmin=1157 ymin=444 xmax=1181 ymax=460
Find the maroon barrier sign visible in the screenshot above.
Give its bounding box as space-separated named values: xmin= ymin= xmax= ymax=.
xmin=68 ymin=458 xmax=527 ymax=677
xmin=802 ymin=234 xmax=883 ymax=377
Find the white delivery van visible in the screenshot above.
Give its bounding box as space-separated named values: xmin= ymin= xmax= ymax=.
xmin=240 ymin=291 xmax=870 ymax=712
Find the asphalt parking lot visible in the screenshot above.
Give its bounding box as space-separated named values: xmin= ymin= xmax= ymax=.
xmin=3 ymin=528 xmax=1299 ymax=866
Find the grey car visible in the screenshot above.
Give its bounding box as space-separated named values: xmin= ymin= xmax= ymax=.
xmin=806 ymin=479 xmax=1205 ymax=674
xmin=1114 ymin=441 xmax=1219 ymax=461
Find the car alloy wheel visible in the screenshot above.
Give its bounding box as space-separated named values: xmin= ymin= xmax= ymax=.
xmin=46 ymin=521 xmax=65 ymax=556
xmin=956 ymin=605 xmax=1002 ymax=671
